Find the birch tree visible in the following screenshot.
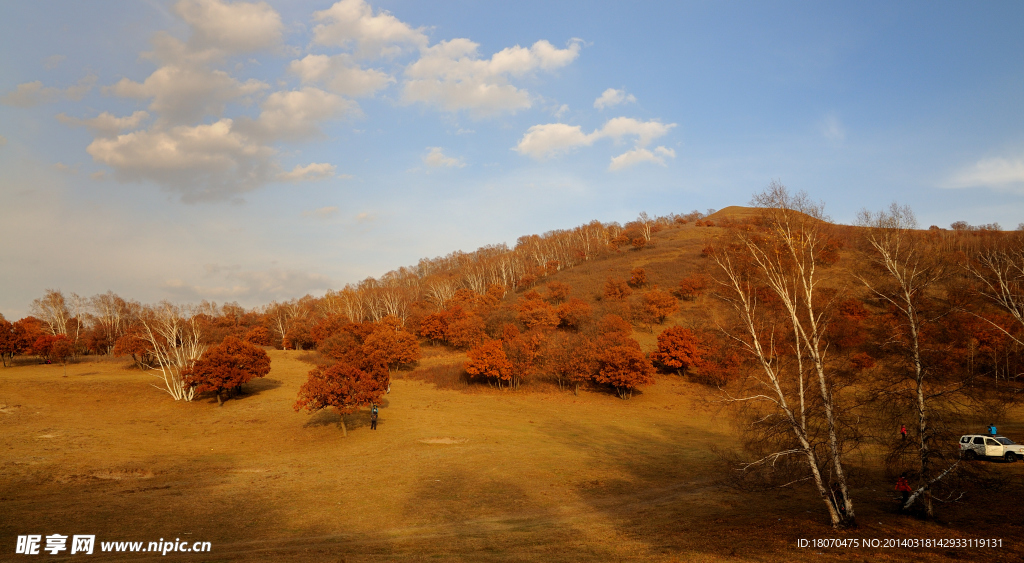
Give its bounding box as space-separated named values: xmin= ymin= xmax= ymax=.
xmin=857 ymin=203 xmax=955 ymax=517
xmin=710 ymin=182 xmax=856 ymax=528
xmin=138 ymin=302 xmax=205 ymax=401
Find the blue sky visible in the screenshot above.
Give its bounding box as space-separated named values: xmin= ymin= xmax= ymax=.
xmin=1 ymin=0 xmax=1023 ymax=317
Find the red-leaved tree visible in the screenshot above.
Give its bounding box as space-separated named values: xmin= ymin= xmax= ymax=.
xmin=185 ymin=336 xmax=271 ymax=406
xmin=651 ymin=326 xmax=707 ymax=376
xmin=294 ymin=362 xmax=387 ymax=436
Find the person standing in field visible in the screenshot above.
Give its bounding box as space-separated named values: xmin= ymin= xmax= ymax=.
xmin=988 ymin=423 xmax=997 ymax=436
xmin=900 ymin=424 xmax=907 ymax=440
xmin=370 ymin=405 xmax=378 ymax=430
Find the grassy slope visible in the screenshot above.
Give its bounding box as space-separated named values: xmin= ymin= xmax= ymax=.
xmin=3 ymin=211 xmax=1024 ymax=561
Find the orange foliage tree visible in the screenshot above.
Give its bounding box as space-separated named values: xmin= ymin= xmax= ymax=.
xmin=638 ymin=289 xmax=679 ymax=327
xmin=185 ymin=336 xmax=271 ymax=406
xmin=244 ymin=326 xmax=271 ymax=346
xmin=294 ymin=362 xmax=387 ymax=436
xmin=628 ymin=267 xmax=647 ymax=288
xmin=594 ymin=314 xmax=654 ymax=398
xmin=362 ymin=323 xmax=421 ymax=391
xmin=545 ymin=331 xmax=597 ymax=393
xmin=556 ymin=298 xmax=592 ymax=330
xmin=604 ymin=278 xmax=633 ymax=300
xmin=651 ymin=326 xmax=706 ymax=376
xmin=673 ymin=274 xmax=709 ymax=301
xmin=465 ymin=339 xmax=512 ymax=388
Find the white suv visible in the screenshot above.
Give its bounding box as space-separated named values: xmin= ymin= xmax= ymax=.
xmin=959 ymin=435 xmax=1024 ymax=462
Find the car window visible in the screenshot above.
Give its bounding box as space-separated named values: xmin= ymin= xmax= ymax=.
xmin=973 ymin=437 xmax=985 ymax=444
xmin=996 ymin=438 xmax=1015 ymax=445
xmin=961 ymin=436 xmax=971 ymax=443
xmin=986 ymin=439 xmax=999 ymax=446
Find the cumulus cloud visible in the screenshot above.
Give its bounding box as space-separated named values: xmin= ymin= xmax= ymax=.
xmin=608 ymin=146 xmax=675 ymax=171
xmin=174 ymin=0 xmax=283 ymax=54
xmin=594 ymin=88 xmax=635 ymax=110
xmin=238 ymin=87 xmax=357 ymax=141
xmin=86 ymin=119 xmax=277 ymax=202
xmin=106 ymin=42 xmax=267 ymax=125
xmin=515 ymin=117 xmax=676 ymax=160
xmin=57 ymin=110 xmax=151 ymax=137
xmin=312 ymin=0 xmax=427 ymax=58
xmin=403 ymin=38 xmax=582 ymax=116
xmin=288 ymin=53 xmax=393 ymax=97
xmin=423 ymin=147 xmax=465 ymax=168
xmin=303 ymin=205 xmax=339 ymax=219
xmin=945 ymin=155 xmax=1024 ymax=193
xmin=279 ymin=162 xmax=337 ymax=182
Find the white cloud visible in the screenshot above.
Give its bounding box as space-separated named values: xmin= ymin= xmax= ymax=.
xmin=288 ymin=53 xmax=393 ymax=97
xmin=86 ymin=118 xmax=277 ymax=202
xmin=609 ymin=146 xmax=675 ymax=171
xmin=594 ymin=88 xmax=635 ymax=110
xmin=174 ymin=0 xmax=283 ymax=54
xmin=821 ymin=113 xmax=845 ymax=143
xmin=515 ymin=123 xmax=595 ymax=159
xmin=239 ymin=87 xmax=357 ymax=141
xmin=302 ymin=205 xmax=339 ymax=219
xmin=423 ymin=147 xmax=465 ymax=168
xmin=1 ymin=81 xmax=63 ymax=107
xmin=553 ymin=104 xmax=569 ymax=119
xmin=279 ymin=162 xmax=337 ymax=182
xmin=57 ymin=110 xmax=151 ymax=137
xmin=312 ymin=0 xmax=427 ymax=58
xmin=43 ymin=54 xmax=65 ymax=70
xmin=106 ymin=45 xmax=268 ymax=125
xmin=90 ymin=170 xmax=106 ymax=180
xmin=946 ymin=155 xmax=1024 ymax=193
xmin=355 ymin=211 xmax=375 ymax=223
xmin=515 ymin=117 xmax=676 ymax=160
xmin=403 ymin=38 xmax=582 ymax=116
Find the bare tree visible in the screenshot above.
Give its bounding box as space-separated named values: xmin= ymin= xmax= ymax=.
xmin=31 ymin=289 xmax=72 ymax=336
xmin=963 ymin=232 xmax=1024 ymax=347
xmin=710 ymin=182 xmax=855 ymax=528
xmin=138 ymin=302 xmax=205 ymax=401
xmin=857 ymin=203 xmax=956 ymax=517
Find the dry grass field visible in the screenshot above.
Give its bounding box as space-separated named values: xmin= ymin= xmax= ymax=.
xmin=3 ymin=350 xmax=1024 ymax=562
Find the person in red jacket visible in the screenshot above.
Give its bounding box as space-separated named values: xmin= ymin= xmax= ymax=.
xmin=895 ymin=473 xmax=912 ymax=511
xmin=900 ymin=424 xmax=907 ymax=440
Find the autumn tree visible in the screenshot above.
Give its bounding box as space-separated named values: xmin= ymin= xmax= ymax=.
xmin=651 ymin=326 xmax=707 ymax=376
xmin=673 ymin=274 xmax=709 ymax=301
xmin=628 ymin=267 xmax=647 ymax=288
xmin=545 ymin=331 xmax=597 ymax=394
xmin=516 ymin=296 xmax=559 ymax=331
xmin=594 ymin=314 xmax=654 ymax=398
xmin=556 ymin=298 xmax=592 ymax=330
xmin=185 ymin=336 xmax=271 ymax=406
xmin=857 ymin=203 xmax=967 ymax=517
xmin=362 ymin=322 xmax=421 ymax=391
xmin=113 ymin=327 xmax=154 ymax=370
xmin=244 ymin=326 xmax=271 ymax=346
xmin=636 ymin=289 xmax=679 ymax=328
xmin=604 ymin=278 xmax=633 ymax=300
xmin=49 ymin=335 xmax=76 ymax=376
xmin=465 ymin=339 xmax=512 ymax=388
xmin=294 ymin=362 xmax=386 ymax=436
xmin=0 ymin=316 xmax=17 ymax=367
xmin=709 ymin=182 xmax=856 ymax=528
xmin=545 ymin=281 xmax=572 ymax=303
